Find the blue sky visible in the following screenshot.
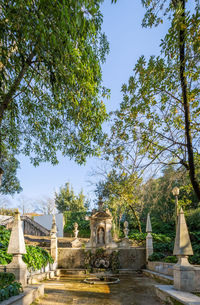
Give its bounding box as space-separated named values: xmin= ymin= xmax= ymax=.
xmin=5 ymin=0 xmax=170 ymax=210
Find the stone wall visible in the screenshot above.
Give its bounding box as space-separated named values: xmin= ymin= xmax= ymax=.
xmin=58 ymin=248 xmax=85 ymax=269
xmin=147 ymin=261 xmax=174 ymax=276
xmin=118 ymin=248 xmax=146 ymax=270
xmin=58 ymin=247 xmax=146 ymax=270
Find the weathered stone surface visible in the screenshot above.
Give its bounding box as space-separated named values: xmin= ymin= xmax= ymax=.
xmin=57 ymin=247 xmax=146 ymax=270
xmin=146 ymin=213 xmax=153 ymax=261
xmin=147 ymin=261 xmax=174 ymax=276
xmin=7 ymin=211 xmax=26 ymax=255
xmin=7 ymin=211 xmax=27 ymax=286
xmin=86 ymin=202 xmax=117 ymax=249
xmin=50 ymin=214 xmax=58 ymax=270
xmin=173 ymin=208 xmax=193 ymax=256
xmin=146 ymin=213 xmax=152 ymax=233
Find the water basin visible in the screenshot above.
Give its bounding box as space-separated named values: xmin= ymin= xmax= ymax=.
xmin=84 ymin=276 xmax=120 ymax=284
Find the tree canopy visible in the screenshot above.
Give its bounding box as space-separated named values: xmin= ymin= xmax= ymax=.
xmin=0 ymin=0 xmax=109 ymax=194
xmin=105 ymin=0 xmax=200 ymax=199
xmin=55 ymin=182 xmax=89 ymax=213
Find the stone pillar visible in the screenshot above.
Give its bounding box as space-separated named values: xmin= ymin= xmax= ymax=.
xmin=146 ymin=213 xmax=153 ymax=261
xmin=173 ymin=208 xmax=195 ymax=291
xmin=7 ymin=211 xmax=27 ymax=287
xmin=50 ymin=215 xmax=58 ymax=269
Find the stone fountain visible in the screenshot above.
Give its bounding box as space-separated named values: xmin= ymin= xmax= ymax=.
xmin=86 ymin=198 xmax=117 ymax=250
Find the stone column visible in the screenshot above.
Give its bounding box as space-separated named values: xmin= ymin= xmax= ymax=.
xmin=146 ymin=213 xmax=153 ymax=262
xmin=50 ymin=215 xmax=58 ymax=270
xmin=173 ymin=208 xmax=194 ymax=291
xmin=7 ymin=211 xmax=27 ymax=287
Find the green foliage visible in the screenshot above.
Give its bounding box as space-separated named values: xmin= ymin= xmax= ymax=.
xmin=0 ymin=282 xmax=22 ymax=302
xmin=0 ymin=208 xmax=18 ymax=216
xmin=0 ymin=226 xmax=53 ymax=270
xmin=186 ymin=208 xmax=200 ymax=232
xmin=64 ymin=211 xmax=90 ymax=237
xmin=148 ymin=253 xmax=165 ymax=262
xmin=129 ymin=232 xmax=146 ymax=242
xmin=163 ymin=256 xmax=178 ymax=264
xmin=110 ymin=251 xmax=119 ymax=273
xmin=0 ymin=0 xmax=109 ymax=194
xmin=23 ymin=246 xmax=54 ymax=271
xmin=104 ymin=0 xmax=200 ymax=201
xmin=96 ymin=170 xmax=143 ymax=234
xmin=56 ymin=183 xmax=89 ymax=213
xmin=0 ymin=273 xmax=15 ymax=288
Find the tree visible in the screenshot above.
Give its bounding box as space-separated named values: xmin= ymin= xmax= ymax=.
xmin=55 ymin=182 xmax=88 ymax=213
xmin=96 ymin=170 xmax=143 ymax=232
xmin=0 ymin=0 xmax=109 ymax=194
xmin=107 ymin=0 xmax=200 ymax=199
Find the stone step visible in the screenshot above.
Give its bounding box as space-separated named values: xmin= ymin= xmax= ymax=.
xmin=155 ymin=284 xmax=200 ymax=305
xmin=142 ymin=269 xmax=173 ymax=285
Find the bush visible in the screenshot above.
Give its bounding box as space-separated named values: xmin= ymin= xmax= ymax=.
xmin=0 ymin=226 xmax=54 ymax=270
xmin=23 ymin=246 xmax=54 ymax=271
xmin=129 ymin=232 xmax=146 ymax=242
xmin=0 ymin=273 xmax=15 ymax=288
xmin=148 ymin=253 xmax=165 ymax=261
xmin=0 ymin=273 xmax=22 ymax=302
xmin=186 ymin=208 xmax=200 ymax=232
xmin=0 ymin=282 xmax=22 ymax=302
xmin=163 ymin=256 xmax=178 ymax=263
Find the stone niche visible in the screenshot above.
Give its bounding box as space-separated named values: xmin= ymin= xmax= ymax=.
xmin=86 ymin=207 xmax=117 ymax=249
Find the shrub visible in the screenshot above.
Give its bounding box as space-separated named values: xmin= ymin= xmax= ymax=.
xmin=163 ymin=256 xmax=178 ymax=263
xmin=148 ymin=252 xmax=165 ymax=261
xmin=0 ymin=273 xmax=15 ymax=288
xmin=0 ymin=226 xmax=54 ymax=270
xmin=0 ymin=282 xmax=22 ymax=302
xmin=0 ymin=273 xmax=22 ymax=302
xmin=23 ymin=246 xmax=54 ymax=271
xmin=186 ymin=208 xmax=200 ymax=232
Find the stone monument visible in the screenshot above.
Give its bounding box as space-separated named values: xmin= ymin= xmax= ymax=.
xmin=146 ymin=213 xmax=153 ymax=261
xmin=50 ymin=214 xmax=58 ymax=269
xmin=86 ymin=198 xmax=117 ymax=249
xmin=7 ymin=210 xmax=27 ymax=286
xmin=73 ymin=222 xmax=79 ymax=239
xmin=173 ymin=207 xmax=195 ymax=291
xmin=71 ymin=222 xmax=82 ymax=248
xmin=123 ymin=221 xmax=129 ymax=238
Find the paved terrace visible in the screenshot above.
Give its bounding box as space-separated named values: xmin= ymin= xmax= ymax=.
xmin=31 ymin=273 xmax=164 ymax=305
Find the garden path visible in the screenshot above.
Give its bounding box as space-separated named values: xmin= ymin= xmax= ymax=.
xmin=32 ymin=273 xmax=164 ymax=305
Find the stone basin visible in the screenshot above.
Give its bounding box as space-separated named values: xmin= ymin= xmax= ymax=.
xmin=84 ymin=276 xmax=120 ymax=284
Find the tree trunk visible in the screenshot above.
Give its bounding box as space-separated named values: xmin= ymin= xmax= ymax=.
xmin=179 ymin=0 xmax=200 ymax=202
xmin=0 ymin=51 xmax=35 ymax=125
xmin=128 ymin=204 xmax=142 ymax=233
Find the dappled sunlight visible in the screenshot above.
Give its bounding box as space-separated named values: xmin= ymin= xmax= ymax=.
xmin=34 ymin=274 xmax=163 ymax=305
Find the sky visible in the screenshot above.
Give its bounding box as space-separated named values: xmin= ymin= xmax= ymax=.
xmin=3 ymin=0 xmax=170 ymax=211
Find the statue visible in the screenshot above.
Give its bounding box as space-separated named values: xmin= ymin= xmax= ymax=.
xmin=73 ymin=223 xmax=79 ymax=239
xmin=123 ymin=221 xmax=129 ymax=239
xmin=98 ymin=227 xmax=104 ymax=244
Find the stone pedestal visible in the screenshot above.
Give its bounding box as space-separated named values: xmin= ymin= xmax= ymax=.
xmin=71 ymin=238 xmax=82 ymax=248
xmin=7 ymin=211 xmax=27 ymax=286
xmin=146 ymin=233 xmax=153 ymax=261
xmin=173 ymin=257 xmax=195 ymax=291
xmin=6 ymin=254 xmax=27 ymax=287
xmin=173 ymin=208 xmax=194 ymax=292
xmin=146 ymin=213 xmax=153 ymax=261
xmin=50 ymin=215 xmax=58 ymax=269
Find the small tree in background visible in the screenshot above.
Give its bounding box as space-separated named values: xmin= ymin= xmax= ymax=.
xmin=55 ymin=183 xmax=89 ymax=213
